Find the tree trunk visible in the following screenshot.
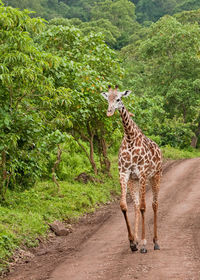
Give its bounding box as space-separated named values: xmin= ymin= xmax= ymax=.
xmin=0 ymin=150 xmax=8 ymax=199
xmin=97 ymin=135 xmax=111 ymax=177
xmin=89 ymin=133 xmax=98 ymax=175
xmin=73 ymin=128 xmax=98 ymax=175
xmin=191 ymin=136 xmax=198 ymax=148
xmin=191 ymin=121 xmax=200 ymax=148
xmin=101 ymin=138 xmax=111 ymax=176
xmin=52 ymin=145 xmax=62 ymax=192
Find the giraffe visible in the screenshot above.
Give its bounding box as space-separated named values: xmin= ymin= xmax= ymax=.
xmin=101 ymin=85 xmax=162 ymax=253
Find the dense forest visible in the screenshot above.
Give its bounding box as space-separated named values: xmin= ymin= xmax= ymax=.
xmin=4 ymin=0 xmax=200 ymax=48
xmin=0 ymin=0 xmax=200 ymax=271
xmin=1 ymin=0 xmax=200 ymax=191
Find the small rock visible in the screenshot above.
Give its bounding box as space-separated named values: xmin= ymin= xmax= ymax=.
xmin=49 ymin=221 xmax=71 ymax=236
xmin=36 ymin=249 xmax=49 ymax=256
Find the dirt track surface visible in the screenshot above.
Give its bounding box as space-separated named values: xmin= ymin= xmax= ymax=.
xmin=4 ymin=158 xmax=200 ymax=280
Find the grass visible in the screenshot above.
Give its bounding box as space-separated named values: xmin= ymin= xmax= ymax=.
xmin=0 ymin=145 xmax=200 ymax=273
xmin=0 ymin=156 xmax=120 ymax=273
xmin=161 ymin=146 xmax=200 ymax=160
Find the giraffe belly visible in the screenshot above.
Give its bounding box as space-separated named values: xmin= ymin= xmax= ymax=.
xmin=130 ymin=166 xmax=140 ymax=179
xmin=130 ymin=163 xmax=157 ymax=180
xmin=119 ymin=163 xmax=158 ymax=180
xmin=118 ymin=164 xmax=140 ymax=180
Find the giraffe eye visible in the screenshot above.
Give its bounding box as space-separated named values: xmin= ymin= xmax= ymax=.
xmin=116 ymin=99 xmax=120 ymax=102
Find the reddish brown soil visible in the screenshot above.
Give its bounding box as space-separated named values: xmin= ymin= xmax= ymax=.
xmin=3 ymin=158 xmax=200 ymax=280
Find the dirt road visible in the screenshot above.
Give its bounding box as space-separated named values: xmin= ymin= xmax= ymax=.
xmin=4 ymin=158 xmax=200 ymax=280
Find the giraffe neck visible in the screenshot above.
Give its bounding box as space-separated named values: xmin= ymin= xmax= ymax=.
xmin=119 ymin=104 xmax=140 ymax=141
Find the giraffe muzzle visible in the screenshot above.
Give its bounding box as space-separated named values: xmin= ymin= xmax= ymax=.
xmin=107 ymin=111 xmax=114 ymax=117
xmin=107 ymin=109 xmax=114 ymax=117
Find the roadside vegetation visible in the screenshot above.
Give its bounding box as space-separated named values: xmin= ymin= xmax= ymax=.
xmin=0 ymin=0 xmax=200 ymax=274
xmin=161 ymin=146 xmax=200 ymax=160
xmin=1 ymin=146 xmax=200 ymax=273
xmin=0 ymin=152 xmax=120 ymax=273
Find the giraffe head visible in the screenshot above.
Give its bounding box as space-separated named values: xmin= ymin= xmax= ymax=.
xmin=101 ymin=85 xmax=131 ymax=117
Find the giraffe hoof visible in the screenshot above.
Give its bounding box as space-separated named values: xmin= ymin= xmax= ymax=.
xmin=154 ymin=243 xmax=160 ymax=250
xmin=140 ymin=247 xmax=147 ymax=254
xmin=130 ymin=243 xmax=138 ymax=252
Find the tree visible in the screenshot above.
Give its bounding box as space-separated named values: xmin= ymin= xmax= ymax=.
xmin=0 ymin=3 xmax=73 ymax=196
xmin=122 ymin=15 xmax=200 ymax=147
xmin=4 ymin=0 xmax=70 ymax=20
xmin=79 ymin=19 xmax=121 ymax=48
xmin=174 ymin=0 xmax=200 ymax=13
xmin=174 ymin=8 xmax=200 ymax=25
xmin=37 ymin=22 xmax=124 ymax=174
xmin=135 ymin=0 xmax=177 ymax=23
xmin=91 ymin=0 xmax=138 ymax=49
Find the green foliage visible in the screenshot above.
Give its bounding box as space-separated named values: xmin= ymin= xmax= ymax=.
xmin=0 ymin=154 xmax=120 ymax=273
xmin=126 ymin=93 xmax=165 ymax=135
xmin=174 ymin=0 xmax=200 ymax=13
xmin=0 ymin=4 xmax=51 ymax=190
xmin=174 ymin=8 xmax=200 ymax=25
xmin=0 ymin=3 xmax=124 ymax=193
xmin=49 ymin=17 xmax=82 ymax=27
xmin=61 ymin=0 xmax=95 ymax=21
xmin=4 ymin=0 xmax=70 ymax=20
xmin=161 ymin=145 xmax=200 ymax=159
xmin=135 ymin=0 xmax=200 ymax=23
xmin=90 ymin=0 xmax=138 ymax=49
xmin=1 ymin=2 xmax=199 ymax=190
xmin=38 ymin=20 xmax=124 ymax=174
xmin=79 ymin=19 xmax=121 ymax=48
xmin=1 ymin=0 xmax=200 ymax=274
xmin=4 ymin=0 xmax=200 ymax=32
xmin=135 ymin=0 xmax=177 ymax=23
xmin=140 ymin=16 xmax=200 ymax=133
xmin=49 ymin=141 xmax=91 ymax=181
xmin=49 ymin=0 xmax=140 ymax=49
xmin=121 ymin=14 xmax=200 ymax=148
xmin=158 ymin=118 xmax=194 ymax=148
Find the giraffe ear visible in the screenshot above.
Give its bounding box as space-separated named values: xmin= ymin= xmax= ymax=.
xmin=101 ymin=92 xmax=108 ymax=100
xmin=121 ymin=90 xmax=132 ymax=98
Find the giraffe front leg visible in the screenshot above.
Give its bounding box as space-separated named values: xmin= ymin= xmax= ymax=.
xmin=128 ymin=178 xmax=140 ymax=252
xmin=120 ymin=175 xmax=134 ymax=250
xmin=150 ymin=173 xmax=161 ymax=250
xmin=140 ymin=176 xmax=147 ymax=253
xmin=152 ymin=201 xmax=160 ymax=250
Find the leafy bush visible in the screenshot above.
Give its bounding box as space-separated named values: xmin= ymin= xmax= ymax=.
xmin=0 ymin=3 xmax=123 ymax=195
xmin=0 ymin=155 xmax=120 ymax=272
xmin=159 ymin=118 xmax=194 ymax=148
xmin=161 ymin=146 xmax=200 ymax=159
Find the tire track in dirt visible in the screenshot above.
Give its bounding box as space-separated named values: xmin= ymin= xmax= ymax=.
xmin=4 ymin=158 xmax=200 ymax=280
